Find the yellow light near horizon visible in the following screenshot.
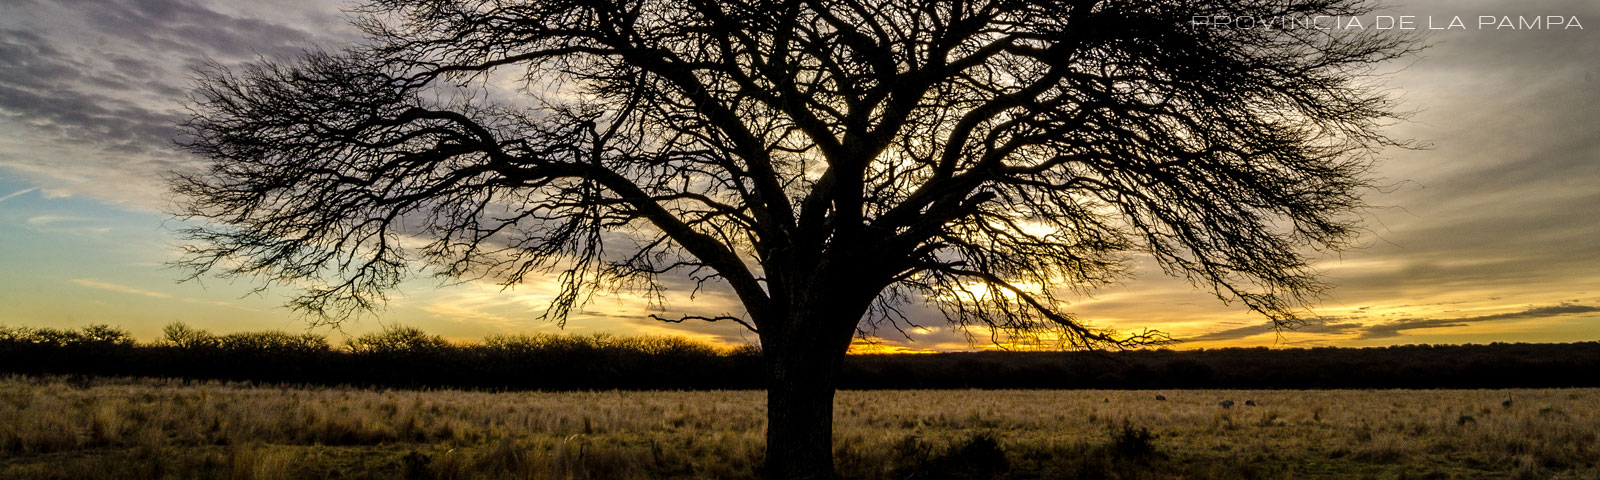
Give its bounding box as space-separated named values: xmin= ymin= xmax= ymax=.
xmin=847 ymin=341 xmax=938 ymax=354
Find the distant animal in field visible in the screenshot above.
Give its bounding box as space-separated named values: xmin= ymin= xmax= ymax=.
xmin=1155 ymin=394 xmax=1167 ymax=401
xmin=1502 ymin=395 xmax=1513 ymax=408
xmin=1245 ymin=400 xmax=1257 ymax=407
xmin=1219 ymin=400 xmax=1235 ymax=408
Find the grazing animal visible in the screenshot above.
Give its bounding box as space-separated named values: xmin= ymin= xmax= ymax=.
xmin=1245 ymin=400 xmax=1257 ymax=407
xmin=1502 ymin=395 xmax=1513 ymax=408
xmin=1219 ymin=400 xmax=1235 ymax=408
xmin=1155 ymin=394 xmax=1167 ymax=401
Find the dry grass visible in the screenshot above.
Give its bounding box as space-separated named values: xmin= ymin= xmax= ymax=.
xmin=1 ymin=376 xmax=1596 ymax=479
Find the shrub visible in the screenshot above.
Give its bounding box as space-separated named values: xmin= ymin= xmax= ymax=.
xmin=346 ymin=325 xmax=451 ymax=355
xmin=0 ymin=324 xmax=133 ymax=348
xmin=161 ymin=322 xmax=219 ymax=349
xmin=76 ymin=325 xmax=134 ymax=347
xmin=933 ymin=433 xmax=1010 ymax=479
xmin=0 ymin=325 xmax=30 ymax=344
xmin=217 ymin=331 xmax=330 ymax=354
xmin=1110 ymin=420 xmax=1159 ymax=458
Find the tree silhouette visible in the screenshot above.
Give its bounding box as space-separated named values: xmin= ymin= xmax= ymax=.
xmin=174 ymin=0 xmax=1414 ymax=477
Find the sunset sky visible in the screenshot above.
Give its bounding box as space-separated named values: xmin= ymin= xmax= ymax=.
xmin=1 ymin=0 xmax=1596 ymax=351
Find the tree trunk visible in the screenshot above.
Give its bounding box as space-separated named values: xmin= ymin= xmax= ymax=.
xmin=764 ymin=350 xmax=841 ymax=480
xmin=759 ymin=267 xmax=874 ymax=479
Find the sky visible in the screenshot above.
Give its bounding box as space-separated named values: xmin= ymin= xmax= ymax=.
xmin=1 ymin=0 xmax=1596 ymax=351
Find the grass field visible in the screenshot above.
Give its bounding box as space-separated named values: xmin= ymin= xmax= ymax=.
xmin=1 ymin=376 xmax=1596 ymax=479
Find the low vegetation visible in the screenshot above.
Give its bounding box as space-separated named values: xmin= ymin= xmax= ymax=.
xmin=0 ymin=376 xmax=1595 ymax=479
xmin=4 ymin=323 xmax=1600 ymax=390
xmin=0 ymin=323 xmax=755 ymax=390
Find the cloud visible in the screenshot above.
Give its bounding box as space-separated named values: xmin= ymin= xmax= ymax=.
xmin=1179 ymin=302 xmax=1600 ymax=344
xmin=1329 ymin=0 xmax=1600 ymax=301
xmin=0 ymin=187 xmax=36 ymax=203
xmin=0 ymin=29 xmax=184 ymax=154
xmin=23 ymin=215 xmax=78 ymax=226
xmin=60 ymin=0 xmax=319 ymax=59
xmin=1358 ymin=303 xmax=1600 ymax=339
xmin=18 ymin=214 xmax=112 ymax=235
xmin=1181 ymin=318 xmax=1366 ymax=344
xmin=0 ymin=0 xmax=346 ymax=208
xmin=70 ymin=278 xmax=173 ymax=299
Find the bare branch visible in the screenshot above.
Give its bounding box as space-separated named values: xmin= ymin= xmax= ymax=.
xmin=649 ymin=314 xmax=760 ymax=334
xmin=174 ymin=0 xmax=1415 ymax=354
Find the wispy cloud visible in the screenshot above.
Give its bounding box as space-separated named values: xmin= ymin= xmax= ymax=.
xmin=70 ymin=278 xmax=172 ymax=299
xmin=0 ymin=187 xmax=35 ymax=203
xmin=1359 ymin=303 xmax=1600 ymax=340
xmin=1179 ymin=303 xmax=1600 ymax=344
xmin=1181 ymin=318 xmax=1366 ymax=343
xmin=23 ymin=215 xmax=84 ymax=226
xmin=19 ymin=214 xmax=112 ymax=235
xmin=179 ymin=297 xmax=262 ymax=312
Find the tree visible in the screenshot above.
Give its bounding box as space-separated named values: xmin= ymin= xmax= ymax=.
xmin=174 ymin=0 xmax=1414 ymax=477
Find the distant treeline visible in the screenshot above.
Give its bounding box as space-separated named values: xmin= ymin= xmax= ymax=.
xmin=3 ymin=323 xmax=1598 ymax=390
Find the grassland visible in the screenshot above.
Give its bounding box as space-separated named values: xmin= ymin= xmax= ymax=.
xmin=1 ymin=376 xmax=1596 ymax=479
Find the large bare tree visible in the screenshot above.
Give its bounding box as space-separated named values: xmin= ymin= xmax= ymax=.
xmin=174 ymin=0 xmax=1413 ymax=477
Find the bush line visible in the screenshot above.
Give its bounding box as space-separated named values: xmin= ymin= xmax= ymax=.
xmin=3 ymin=323 xmax=1598 ymax=390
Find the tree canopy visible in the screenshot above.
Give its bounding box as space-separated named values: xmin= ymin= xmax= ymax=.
xmin=175 ymin=0 xmax=1415 ymax=476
